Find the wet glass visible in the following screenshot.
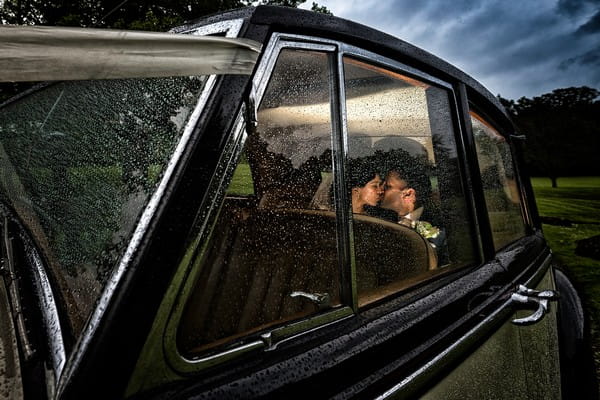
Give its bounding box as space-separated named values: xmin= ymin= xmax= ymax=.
xmin=471 ymin=111 xmax=526 ymax=249
xmin=178 ymin=49 xmax=340 ymax=356
xmin=342 ymin=57 xmax=476 ymax=305
xmin=0 ymin=76 xmax=208 ymax=336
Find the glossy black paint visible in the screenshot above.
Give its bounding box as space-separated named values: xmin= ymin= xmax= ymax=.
xmin=555 ymin=268 xmax=598 ymax=399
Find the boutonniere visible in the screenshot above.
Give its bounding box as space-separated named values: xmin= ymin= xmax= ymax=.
xmin=415 ymin=221 xmax=440 ymax=239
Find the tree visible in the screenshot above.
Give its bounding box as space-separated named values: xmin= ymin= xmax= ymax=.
xmin=0 ymin=0 xmax=332 ymax=103
xmin=500 ymin=87 xmax=600 ymax=188
xmin=249 ymin=0 xmax=331 ymax=14
xmin=0 ymin=0 xmax=332 ymax=27
xmin=310 ymin=2 xmax=332 ymax=15
xmin=0 ymin=0 xmax=247 ymax=29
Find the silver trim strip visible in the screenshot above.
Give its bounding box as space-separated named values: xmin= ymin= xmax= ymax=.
xmin=377 ymin=296 xmax=516 ymax=399
xmin=56 ymin=19 xmax=243 ymax=396
xmin=250 ymin=35 xmax=336 ymax=107
xmin=26 ymin=246 xmax=66 ymax=382
xmin=184 ymin=340 xmax=265 ymax=369
xmin=189 ymin=19 xmax=244 ymax=37
xmin=262 ymin=307 xmax=354 ymax=351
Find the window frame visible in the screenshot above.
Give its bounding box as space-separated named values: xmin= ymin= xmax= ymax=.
xmin=160 ymin=33 xmax=484 ymax=374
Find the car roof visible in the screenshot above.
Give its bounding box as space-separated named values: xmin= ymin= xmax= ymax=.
xmin=177 ymin=5 xmax=510 ymax=124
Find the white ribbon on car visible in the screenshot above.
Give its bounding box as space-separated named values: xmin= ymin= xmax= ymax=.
xmin=0 ymin=25 xmax=261 ymax=82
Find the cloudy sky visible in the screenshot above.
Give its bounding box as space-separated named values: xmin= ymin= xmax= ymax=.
xmin=300 ymin=0 xmax=600 ymax=100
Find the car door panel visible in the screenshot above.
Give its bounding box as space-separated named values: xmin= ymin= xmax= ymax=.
xmin=518 ymin=268 xmax=561 ymax=399
xmin=419 ymin=262 xmax=560 ymax=400
xmin=421 ymin=313 xmax=529 ymax=399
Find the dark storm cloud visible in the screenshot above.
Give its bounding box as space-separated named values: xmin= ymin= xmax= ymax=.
xmin=559 ymin=47 xmax=600 ymax=69
xmin=576 ymin=10 xmax=600 ymax=34
xmin=556 ymin=0 xmax=597 ymax=16
xmin=310 ymin=0 xmax=599 ymax=99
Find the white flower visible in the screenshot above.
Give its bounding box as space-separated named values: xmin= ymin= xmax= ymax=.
xmin=415 ymin=221 xmax=440 ymax=239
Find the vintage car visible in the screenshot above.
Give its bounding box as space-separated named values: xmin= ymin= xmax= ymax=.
xmin=0 ymin=5 xmax=596 ymax=399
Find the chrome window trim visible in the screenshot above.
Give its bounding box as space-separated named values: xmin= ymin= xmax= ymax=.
xmin=249 ymin=35 xmax=337 ymax=107
xmin=25 ymin=244 xmax=66 ymax=383
xmin=56 ymin=19 xmax=242 ymax=396
xmin=181 ymin=18 xmax=244 ymax=37
xmin=261 ymin=307 xmax=354 ymax=351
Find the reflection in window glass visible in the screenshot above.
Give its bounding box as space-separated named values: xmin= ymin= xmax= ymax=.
xmin=342 ymin=57 xmax=476 ymax=305
xmin=471 ymin=111 xmax=526 ymax=249
xmin=226 ymin=150 xmax=254 ymax=196
xmin=178 ymin=49 xmax=340 ymax=356
xmin=0 ymin=76 xmax=207 ymax=335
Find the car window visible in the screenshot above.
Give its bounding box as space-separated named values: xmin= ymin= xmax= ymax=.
xmin=177 ymin=49 xmax=341 ymax=357
xmin=470 ymin=111 xmax=526 ymax=250
xmin=0 ymin=76 xmax=208 ymax=335
xmin=342 ymin=57 xmax=477 ymax=306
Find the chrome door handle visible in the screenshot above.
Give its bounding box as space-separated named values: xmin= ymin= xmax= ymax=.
xmin=290 ymin=291 xmax=331 ymax=309
xmin=510 ymin=285 xmax=559 ymax=325
xmin=515 ymin=284 xmax=559 ymax=300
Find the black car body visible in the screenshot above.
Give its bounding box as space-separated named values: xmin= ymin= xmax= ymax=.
xmin=0 ymin=5 xmax=595 ymax=399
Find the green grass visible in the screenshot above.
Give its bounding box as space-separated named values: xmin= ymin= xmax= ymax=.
xmin=227 ymin=162 xmax=254 ymax=196
xmin=531 ymin=176 xmax=600 ymax=188
xmin=530 ymin=176 xmax=600 ymax=380
xmin=531 ymin=176 xmax=600 ymax=223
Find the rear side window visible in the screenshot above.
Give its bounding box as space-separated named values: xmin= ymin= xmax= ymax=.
xmin=470 ymin=111 xmax=526 ymax=249
xmin=177 ymin=49 xmax=341 ymax=356
xmin=342 ymin=57 xmax=476 ymax=305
